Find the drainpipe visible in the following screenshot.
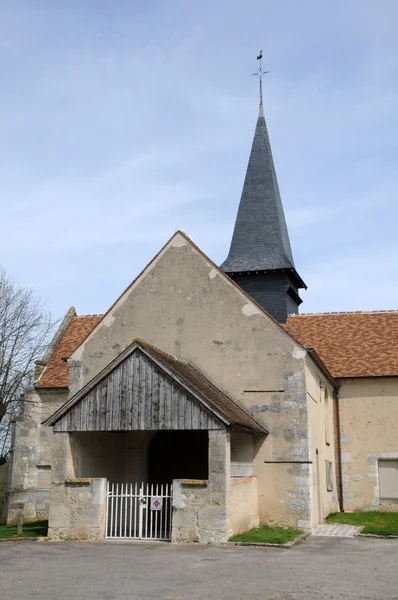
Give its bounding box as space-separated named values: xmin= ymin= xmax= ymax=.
xmin=335 ymin=389 xmax=344 ymax=512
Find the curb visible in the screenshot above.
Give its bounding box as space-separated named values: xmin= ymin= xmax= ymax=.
xmin=0 ymin=536 xmax=46 ymax=543
xmin=228 ymin=532 xmax=309 ymax=548
xmin=356 ymin=533 xmax=398 ymax=539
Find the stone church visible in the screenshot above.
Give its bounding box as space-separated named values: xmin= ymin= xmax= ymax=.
xmin=3 ymin=86 xmax=398 ymax=542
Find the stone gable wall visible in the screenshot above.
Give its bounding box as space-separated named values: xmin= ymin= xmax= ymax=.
xmin=69 ymin=234 xmax=325 ymax=528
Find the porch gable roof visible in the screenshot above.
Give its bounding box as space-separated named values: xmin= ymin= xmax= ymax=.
xmin=44 ymin=339 xmax=267 ymax=434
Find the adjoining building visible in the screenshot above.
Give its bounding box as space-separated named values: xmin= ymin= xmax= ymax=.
xmin=3 ymin=81 xmax=398 ymax=541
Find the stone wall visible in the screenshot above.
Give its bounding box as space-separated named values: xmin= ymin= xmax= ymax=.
xmin=0 ymin=463 xmax=8 ymax=523
xmin=6 ymin=390 xmax=42 ymax=523
xmin=339 ymin=378 xmax=398 ymax=511
xmin=228 ymin=477 xmax=259 ymax=535
xmin=172 ymin=430 xmax=232 ymax=543
xmin=48 ymin=478 xmax=107 ymax=541
xmin=6 ymin=388 xmax=67 ymax=524
xmin=305 ymin=361 xmax=340 ymax=527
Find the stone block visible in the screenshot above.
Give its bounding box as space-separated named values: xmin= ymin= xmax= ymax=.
xmin=341 ymin=452 xmax=352 ymax=463
xmin=287 ymin=464 xmax=300 ymax=474
xmin=51 ymin=435 xmax=70 ymax=459
xmin=210 ymin=460 xmax=227 ymax=476
xmin=172 ymin=480 xmax=185 ymax=509
xmin=367 ymin=454 xmax=378 ymax=464
xmin=199 ymin=528 xmax=229 ymax=543
xmin=297 ymin=520 xmax=311 ymax=529
xmin=181 ymin=487 xmax=209 ymax=505
xmin=36 ymin=489 xmax=50 ymax=511
xmin=49 ymin=504 xmax=71 ymax=528
xmin=297 ymin=429 xmax=308 ymax=439
xmin=172 ymin=526 xmax=199 ymax=543
xmin=292 ymin=476 xmax=311 ymax=486
xmin=74 ymin=527 xmax=90 ymax=540
xmin=51 ymin=459 xmax=69 ymax=484
xmin=198 ymin=508 xmax=227 ymax=531
xmin=50 ymin=485 xmax=67 ymax=504
xmin=92 ymin=479 xmax=106 ymax=505
xmin=65 ymin=483 xmax=92 ymax=505
xmin=74 ymin=507 xmax=101 ymax=528
xmin=209 ymin=473 xmax=227 ymax=495
xmin=291 ymin=499 xmax=310 ymax=511
xmin=23 ymin=503 xmax=37 ymax=520
xmin=290 ymin=445 xmax=309 ymax=461
xmin=295 ymin=486 xmax=312 ymax=499
xmin=172 ymin=507 xmax=197 ymax=530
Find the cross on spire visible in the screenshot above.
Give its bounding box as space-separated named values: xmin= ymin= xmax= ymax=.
xmin=252 ymin=50 xmax=268 ymax=115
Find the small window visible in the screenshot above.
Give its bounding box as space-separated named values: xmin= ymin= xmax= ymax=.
xmin=325 ymin=460 xmax=333 ymax=491
xmin=324 ymin=388 xmax=330 ymax=445
xmin=379 ymin=460 xmax=398 ymax=499
xmin=231 ymin=462 xmax=252 ymax=477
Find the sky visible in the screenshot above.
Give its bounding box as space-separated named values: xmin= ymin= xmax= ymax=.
xmin=1 ymin=0 xmax=398 ymax=319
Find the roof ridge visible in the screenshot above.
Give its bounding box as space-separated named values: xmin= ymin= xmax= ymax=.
xmin=289 ymin=310 xmax=398 ymax=317
xmin=134 ymin=339 xmax=185 ymax=365
xmin=75 ymin=313 xmax=104 ymax=318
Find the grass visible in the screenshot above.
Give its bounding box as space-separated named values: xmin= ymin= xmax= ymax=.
xmin=0 ymin=520 xmax=48 ymax=539
xmin=229 ymin=524 xmax=303 ymax=545
xmin=327 ymin=512 xmax=398 ymax=536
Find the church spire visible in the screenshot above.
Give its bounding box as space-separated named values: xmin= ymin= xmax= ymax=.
xmin=221 ymin=54 xmax=306 ymax=323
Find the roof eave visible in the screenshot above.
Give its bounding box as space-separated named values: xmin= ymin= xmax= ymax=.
xmin=222 ymin=265 xmax=307 ymax=290
xmin=305 ymin=347 xmax=340 ymax=389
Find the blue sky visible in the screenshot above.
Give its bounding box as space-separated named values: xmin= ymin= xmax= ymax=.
xmin=1 ymin=0 xmax=398 ymax=318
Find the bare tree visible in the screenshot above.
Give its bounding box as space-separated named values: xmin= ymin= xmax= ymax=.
xmin=0 ymin=267 xmax=56 ymax=464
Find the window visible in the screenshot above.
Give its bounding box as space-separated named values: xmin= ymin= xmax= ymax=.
xmin=379 ymin=460 xmax=398 ymax=499
xmin=231 ymin=462 xmax=252 ymax=477
xmin=324 ymin=388 xmax=330 ymax=445
xmin=325 ymin=460 xmax=333 ymax=491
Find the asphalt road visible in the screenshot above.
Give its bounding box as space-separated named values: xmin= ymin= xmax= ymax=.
xmin=0 ymin=536 xmax=397 ymax=600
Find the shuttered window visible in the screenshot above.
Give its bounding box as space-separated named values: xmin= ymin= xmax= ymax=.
xmin=379 ymin=460 xmax=398 ymax=499
xmin=325 ymin=460 xmax=333 ymax=491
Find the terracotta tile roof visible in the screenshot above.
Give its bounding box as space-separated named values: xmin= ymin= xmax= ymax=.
xmin=37 ymin=315 xmax=102 ymax=388
xmin=285 ymin=311 xmax=398 ymax=378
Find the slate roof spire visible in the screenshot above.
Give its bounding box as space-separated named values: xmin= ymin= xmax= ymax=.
xmin=221 ymin=79 xmax=298 ymax=274
xmin=221 ymin=59 xmax=306 ymax=323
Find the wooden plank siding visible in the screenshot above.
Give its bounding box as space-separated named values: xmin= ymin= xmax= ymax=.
xmin=54 ymin=351 xmax=224 ymax=432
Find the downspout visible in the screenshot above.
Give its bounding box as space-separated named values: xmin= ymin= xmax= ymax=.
xmin=335 ymin=389 xmax=344 ymax=512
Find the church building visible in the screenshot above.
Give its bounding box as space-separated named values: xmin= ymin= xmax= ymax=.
xmin=3 ymin=77 xmax=398 ymax=542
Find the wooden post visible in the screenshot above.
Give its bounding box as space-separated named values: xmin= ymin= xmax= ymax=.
xmin=16 ymin=510 xmax=23 ymax=535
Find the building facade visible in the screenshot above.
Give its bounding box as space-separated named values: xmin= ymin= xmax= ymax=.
xmin=3 ymin=89 xmax=397 ymax=541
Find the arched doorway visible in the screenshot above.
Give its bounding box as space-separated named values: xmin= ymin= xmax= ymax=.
xmin=148 ymin=430 xmax=209 ymax=484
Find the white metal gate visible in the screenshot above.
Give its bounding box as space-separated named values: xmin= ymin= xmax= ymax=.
xmin=106 ymin=482 xmax=173 ymax=541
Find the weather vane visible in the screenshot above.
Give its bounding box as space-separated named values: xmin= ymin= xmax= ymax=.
xmin=252 ymin=50 xmax=268 ymax=106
